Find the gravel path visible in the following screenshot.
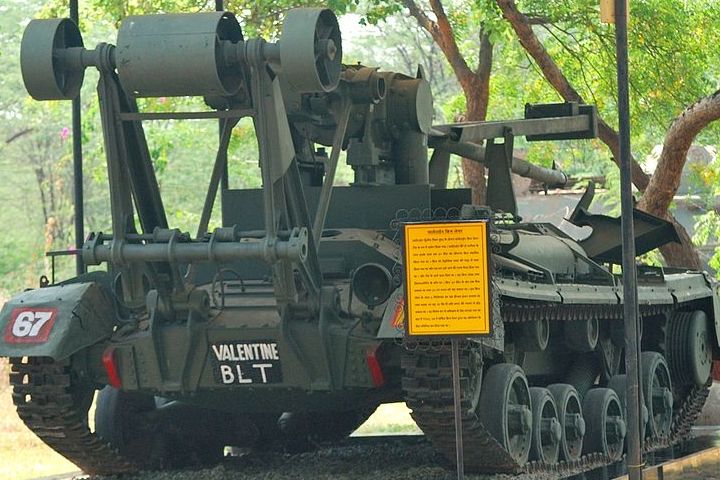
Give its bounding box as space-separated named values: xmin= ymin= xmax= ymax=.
xmin=93 ymin=437 xmax=547 ymax=480
xmin=36 ymin=431 xmax=720 ymax=480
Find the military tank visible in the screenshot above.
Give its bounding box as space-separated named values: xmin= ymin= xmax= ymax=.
xmin=2 ymin=7 xmax=718 ymax=477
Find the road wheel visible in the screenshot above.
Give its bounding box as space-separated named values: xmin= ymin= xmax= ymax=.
xmin=478 ymin=363 xmax=532 ymax=465
xmin=529 ymin=387 xmax=561 ymax=464
xmin=547 ymin=383 xmax=585 ymax=462
xmin=582 ymin=388 xmax=625 ymax=460
xmin=641 ymin=351 xmax=673 ymax=438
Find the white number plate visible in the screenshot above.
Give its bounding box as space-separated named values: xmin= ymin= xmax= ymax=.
xmin=210 ymin=341 xmax=282 ymax=385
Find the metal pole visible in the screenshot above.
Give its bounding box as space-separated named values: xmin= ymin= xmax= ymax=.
xmin=451 ymin=338 xmax=465 ymax=480
xmin=216 ymin=0 xmax=229 ymax=191
xmin=70 ymin=0 xmax=85 ymax=275
xmin=615 ymin=1 xmax=643 ymax=478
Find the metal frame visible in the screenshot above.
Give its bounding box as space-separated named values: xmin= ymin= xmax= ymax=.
xmin=433 ymin=114 xmax=595 ymax=143
xmin=70 ymin=0 xmax=83 ymax=275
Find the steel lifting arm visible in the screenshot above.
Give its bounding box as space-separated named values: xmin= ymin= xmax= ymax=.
xmin=19 ymin=9 xmax=342 ymax=314
xmin=428 ymin=103 xmax=598 ymax=187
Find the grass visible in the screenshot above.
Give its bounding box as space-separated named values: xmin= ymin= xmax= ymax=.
xmin=354 ymin=403 xmax=422 ymax=435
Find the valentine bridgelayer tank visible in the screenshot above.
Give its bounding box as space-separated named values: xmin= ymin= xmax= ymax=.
xmin=2 ymin=7 xmax=719 ymax=476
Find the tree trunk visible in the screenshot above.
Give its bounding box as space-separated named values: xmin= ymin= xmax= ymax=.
xmin=637 ymin=92 xmax=720 ymax=268
xmin=660 ymin=219 xmax=702 ymax=269
xmin=460 ymin=107 xmax=487 ymax=203
xmin=461 ymin=32 xmax=493 ymax=205
xmin=402 ymin=0 xmax=492 ymax=204
xmin=496 ymin=0 xmax=701 ymax=268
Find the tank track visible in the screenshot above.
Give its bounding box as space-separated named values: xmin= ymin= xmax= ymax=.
xmin=403 ymin=299 xmax=712 ymax=476
xmin=8 ymin=357 xmax=137 ymax=475
xmin=6 ymin=300 xmax=712 ymax=477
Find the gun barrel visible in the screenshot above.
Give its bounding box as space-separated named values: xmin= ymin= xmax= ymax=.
xmin=432 ymin=139 xmax=568 ymax=186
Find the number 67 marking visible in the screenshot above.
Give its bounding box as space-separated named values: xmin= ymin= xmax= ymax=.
xmin=4 ymin=308 xmax=57 ymax=344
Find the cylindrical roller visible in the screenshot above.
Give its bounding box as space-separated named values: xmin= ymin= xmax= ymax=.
xmin=386 ymin=73 xmax=434 ymax=135
xmin=547 ymin=383 xmax=585 ymax=462
xmin=280 ymin=8 xmax=342 ymax=92
xmin=563 ymin=318 xmax=599 ymax=352
xmin=529 ymin=387 xmax=561 ymax=464
xmin=116 ymin=12 xmax=243 ymax=97
xmin=429 ymin=148 xmax=450 ymax=188
xmin=431 ymin=139 xmax=568 ymax=186
xmin=393 ymin=131 xmax=429 ymax=185
xmin=344 ymin=67 xmax=386 ymax=103
xmin=21 ymin=18 xmax=84 ymax=100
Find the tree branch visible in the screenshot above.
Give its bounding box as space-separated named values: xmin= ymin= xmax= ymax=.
xmin=5 ymin=128 xmax=33 ymax=144
xmin=496 ymin=0 xmax=704 ymax=268
xmin=402 ymin=0 xmax=476 ymax=93
xmin=638 ymin=90 xmax=720 ymax=216
xmin=495 ymin=0 xmax=650 ymax=191
xmin=401 ymin=0 xmax=435 ymax=33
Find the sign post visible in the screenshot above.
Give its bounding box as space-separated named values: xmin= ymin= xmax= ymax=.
xmin=403 ymin=221 xmax=492 ymax=480
xmin=602 ymin=2 xmax=643 ymax=478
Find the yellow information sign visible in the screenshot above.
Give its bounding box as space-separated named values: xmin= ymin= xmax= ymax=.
xmin=403 ymin=221 xmax=491 ymax=336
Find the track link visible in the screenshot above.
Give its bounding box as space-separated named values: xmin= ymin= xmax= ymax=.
xmin=403 ymin=299 xmax=713 ymax=477
xmin=5 ymin=301 xmax=713 ymax=477
xmin=9 ymin=357 xmax=136 ymax=475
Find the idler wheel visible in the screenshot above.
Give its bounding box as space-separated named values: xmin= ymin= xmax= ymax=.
xmin=478 ymin=363 xmax=532 ymax=465
xmin=666 ymin=310 xmax=713 ymax=387
xmin=582 ymin=388 xmax=625 ymax=460
xmin=641 ymin=351 xmax=674 ymax=438
xmin=529 ymin=387 xmax=561 ymax=464
xmin=548 ymin=383 xmax=585 ymax=462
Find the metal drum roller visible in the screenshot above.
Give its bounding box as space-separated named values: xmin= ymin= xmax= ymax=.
xmin=115 ymin=12 xmax=243 ymax=97
xmin=20 ymin=18 xmax=84 ymax=100
xmin=280 ymin=8 xmax=342 ymax=92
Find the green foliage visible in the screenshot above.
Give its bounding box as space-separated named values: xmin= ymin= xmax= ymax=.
xmin=690 ymin=153 xmax=720 ymax=276
xmin=693 ymin=210 xmax=720 ymax=275
xmin=77 ymin=0 xmax=359 ymax=37
xmin=518 ymin=0 xmax=720 ymax=153
xmin=3 ymin=0 xmax=720 ymax=295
